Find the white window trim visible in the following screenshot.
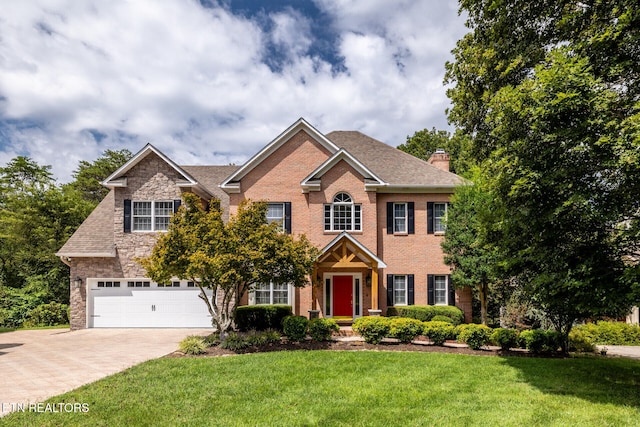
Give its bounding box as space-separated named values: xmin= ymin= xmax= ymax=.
xmin=392 ymin=275 xmax=408 ymax=306
xmin=393 ymin=202 xmax=408 ymax=234
xmin=249 ymin=282 xmax=295 ymax=306
xmin=434 ymin=275 xmax=449 ymax=306
xmin=266 ymin=202 xmax=285 ymax=232
xmin=324 ymin=193 xmax=362 ymax=232
xmin=132 ymin=200 xmax=174 ymax=232
xmin=434 ymin=202 xmax=447 ymax=234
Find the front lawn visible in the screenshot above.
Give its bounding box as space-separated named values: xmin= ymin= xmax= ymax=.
xmin=4 ymin=351 xmax=639 ymax=426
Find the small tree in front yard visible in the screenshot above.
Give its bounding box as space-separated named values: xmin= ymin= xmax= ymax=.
xmin=141 ymin=193 xmax=318 ymax=338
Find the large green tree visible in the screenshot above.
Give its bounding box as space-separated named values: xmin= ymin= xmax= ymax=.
xmin=67 ymin=149 xmax=133 ymax=204
xmin=441 ymin=168 xmax=500 ymax=325
xmin=141 ymin=193 xmax=319 ymax=337
xmin=397 ymin=128 xmax=473 ymax=176
xmin=445 ymin=0 xmax=639 ymax=347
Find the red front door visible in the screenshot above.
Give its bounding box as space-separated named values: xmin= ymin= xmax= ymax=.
xmin=333 ymin=275 xmax=353 ymax=317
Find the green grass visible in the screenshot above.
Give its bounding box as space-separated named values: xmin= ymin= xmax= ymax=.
xmin=0 ymin=327 xmax=16 ymax=333
xmin=3 ymin=351 xmax=639 ymax=426
xmin=0 ymin=324 xmax=69 ymax=334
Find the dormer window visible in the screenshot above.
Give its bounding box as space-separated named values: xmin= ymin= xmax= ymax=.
xmin=324 ymin=193 xmax=361 ymax=232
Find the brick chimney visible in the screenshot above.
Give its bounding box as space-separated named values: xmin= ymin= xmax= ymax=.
xmin=427 ymin=149 xmax=450 ymax=172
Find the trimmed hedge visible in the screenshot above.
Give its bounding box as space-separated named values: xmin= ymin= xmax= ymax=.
xmin=283 ymin=316 xmax=309 ymax=342
xmin=572 ymin=321 xmax=640 ymax=346
xmin=422 ymin=321 xmax=455 ymax=345
xmin=234 ymin=305 xmax=292 ymax=332
xmin=308 ymin=318 xmax=339 ymax=341
xmin=353 ymin=317 xmax=391 ymax=344
xmin=387 ymin=305 xmax=464 ymax=325
xmin=456 ymin=324 xmax=492 ymax=350
xmin=490 ymin=328 xmax=519 ymax=351
xmin=388 ymin=317 xmax=424 ymax=343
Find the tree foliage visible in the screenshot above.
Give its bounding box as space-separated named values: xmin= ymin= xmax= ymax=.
xmin=397 ymin=128 xmax=473 ymax=176
xmin=68 ymin=149 xmax=133 ymax=204
xmin=445 ymin=0 xmax=640 ymax=347
xmin=141 ymin=193 xmax=319 ymax=337
xmin=0 ymin=151 xmax=130 ymax=327
xmin=441 ymin=168 xmax=500 ymax=325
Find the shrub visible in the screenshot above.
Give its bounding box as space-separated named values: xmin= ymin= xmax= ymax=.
xmin=387 ymin=305 xmax=464 ymax=325
xmin=179 ymin=336 xmax=207 ymax=355
xmin=353 ymin=317 xmax=391 ymax=344
xmin=234 ymin=305 xmax=293 ymax=332
xmin=24 ymin=302 xmax=69 ymax=327
xmin=203 ymin=333 xmax=220 ymax=347
xmin=220 ymin=332 xmax=251 ymax=351
xmin=388 ymin=317 xmax=424 ymax=343
xmin=518 ymin=329 xmax=547 ymax=354
xmin=543 ymin=330 xmax=562 ymax=353
xmin=568 ymin=329 xmax=595 ymax=353
xmin=431 ymin=315 xmax=453 ymax=324
xmin=572 ymin=321 xmax=640 ymax=346
xmin=260 ymin=329 xmax=282 ymax=344
xmin=457 ymin=324 xmax=492 ymax=350
xmin=490 ymin=328 xmax=519 ymax=351
xmin=308 ymin=318 xmax=339 ymax=342
xmin=283 ymin=316 xmax=309 ymax=342
xmin=422 ymin=321 xmax=455 ymax=345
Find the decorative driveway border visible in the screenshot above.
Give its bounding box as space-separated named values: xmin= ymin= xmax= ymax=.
xmin=0 ymin=328 xmax=211 ymax=416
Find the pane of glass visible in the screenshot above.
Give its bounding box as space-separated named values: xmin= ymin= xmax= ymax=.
xmin=435 ymin=276 xmax=447 ymax=304
xmin=134 ymin=217 xmax=152 ymax=231
xmin=334 ymin=193 xmax=352 ymax=203
xmin=154 ymin=201 xmax=173 ymax=216
xmin=355 ymin=279 xmax=360 ymax=316
xmin=325 ymin=278 xmax=331 ymax=316
xmin=394 ymin=276 xmax=406 ymax=305
xmin=133 ymin=202 xmax=151 ymax=216
xmin=324 ymin=205 xmax=331 ymax=230
xmin=155 ymin=216 xmax=170 ymax=231
xmin=255 ymin=289 xmax=270 ymax=304
xmin=172 ymin=281 xmax=180 ymax=287
xmin=394 ymin=204 xmax=406 ymax=232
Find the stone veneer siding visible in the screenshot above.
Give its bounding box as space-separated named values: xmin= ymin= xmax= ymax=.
xmin=69 ymin=152 xmax=190 ymax=329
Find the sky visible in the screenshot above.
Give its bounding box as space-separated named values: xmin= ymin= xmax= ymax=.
xmin=0 ymin=0 xmax=468 ymax=182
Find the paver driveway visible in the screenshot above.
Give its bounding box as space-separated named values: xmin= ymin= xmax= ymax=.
xmin=0 ymin=328 xmax=211 ymax=416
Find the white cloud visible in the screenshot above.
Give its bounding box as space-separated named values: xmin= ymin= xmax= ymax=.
xmin=0 ymin=0 xmax=467 ymax=181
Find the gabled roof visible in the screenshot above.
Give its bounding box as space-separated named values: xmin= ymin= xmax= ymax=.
xmin=102 ymin=144 xmax=214 ymax=198
xmin=300 ymin=148 xmax=385 ymax=192
xmin=327 ymin=131 xmax=465 ymax=192
xmin=318 ymin=231 xmax=387 ymax=268
xmin=56 ymin=190 xmax=116 ymax=258
xmin=220 ymin=118 xmax=339 ymax=193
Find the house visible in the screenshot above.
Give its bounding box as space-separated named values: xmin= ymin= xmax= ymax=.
xmin=57 ymin=118 xmax=472 ymax=329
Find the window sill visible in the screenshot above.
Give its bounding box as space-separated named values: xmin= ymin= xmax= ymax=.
xmin=393 ymin=232 xmax=409 ymax=236
xmin=324 ymin=230 xmax=363 ymax=235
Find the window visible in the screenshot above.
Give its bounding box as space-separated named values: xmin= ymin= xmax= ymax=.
xmin=428 ymin=275 xmax=454 ymax=306
xmin=394 ymin=203 xmax=407 ymax=233
xmin=427 ymin=202 xmax=448 ymax=234
xmin=393 ymin=275 xmax=407 ymax=305
xmin=434 ymin=203 xmax=447 ymax=233
xmin=267 ymin=203 xmax=284 ymax=230
xmin=387 ymin=202 xmax=414 ymax=234
xmin=128 ymin=281 xmax=150 ymax=288
xmin=324 ymin=193 xmax=361 ymax=232
xmin=132 ymin=201 xmax=174 ymax=231
xmin=253 ymin=282 xmax=290 ymax=305
xmin=386 ymin=274 xmax=415 ymax=306
xmin=97 ymin=281 xmax=120 ymax=288
xmin=434 ymin=276 xmax=447 ymax=305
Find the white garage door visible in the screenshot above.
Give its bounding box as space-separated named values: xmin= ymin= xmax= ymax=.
xmin=88 ymin=279 xmax=213 ymax=328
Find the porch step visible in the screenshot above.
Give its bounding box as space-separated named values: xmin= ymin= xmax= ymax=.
xmin=333 ymin=326 xmax=355 ymax=337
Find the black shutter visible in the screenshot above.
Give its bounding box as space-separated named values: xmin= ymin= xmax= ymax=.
xmin=448 ymin=275 xmax=456 ymax=306
xmin=284 ymin=202 xmax=292 ymax=234
xmin=386 ymin=202 xmax=394 ymax=234
xmin=124 ymin=199 xmax=131 ymax=233
xmin=408 ymin=274 xmax=415 ymax=305
xmin=427 ymin=274 xmax=434 ymax=305
xmin=173 ymin=199 xmax=181 ymax=213
xmin=408 ymin=202 xmax=415 ymax=234
xmin=427 ymin=202 xmax=434 ymax=234
xmin=386 ymin=274 xmax=394 ymax=306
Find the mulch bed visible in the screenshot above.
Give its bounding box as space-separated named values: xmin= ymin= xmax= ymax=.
xmin=166 ymin=338 xmax=548 ymax=358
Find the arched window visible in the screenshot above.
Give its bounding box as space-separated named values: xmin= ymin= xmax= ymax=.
xmin=324 ymin=192 xmax=362 ymax=231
